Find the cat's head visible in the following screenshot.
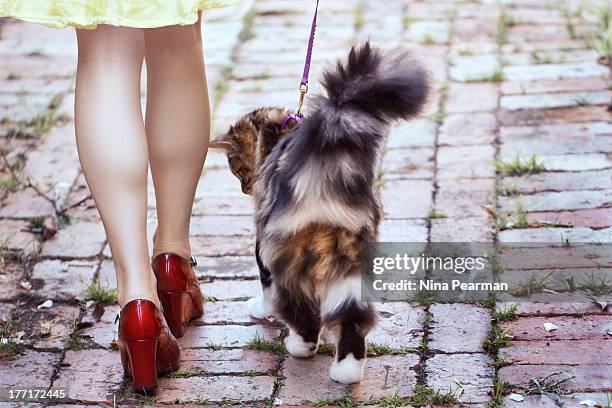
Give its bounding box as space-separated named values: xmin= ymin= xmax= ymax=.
xmin=210 ymin=107 xmax=295 ymax=195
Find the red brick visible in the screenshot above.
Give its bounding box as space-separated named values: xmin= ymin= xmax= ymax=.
xmin=0 ymin=187 xmax=55 ymax=219
xmin=504 ymin=393 xmax=612 ymax=407
xmin=429 ymin=304 xmax=491 ymax=353
xmin=200 ymin=279 xmax=261 ymax=301
xmin=22 ymin=124 xmax=80 ymax=208
xmin=367 ymin=303 xmax=425 ymax=350
xmin=498 ymin=245 xmax=611 ymax=271
xmin=54 ymin=349 xmax=123 ymax=403
xmin=501 ymin=340 xmax=612 ymax=365
xmin=0 ymin=219 xmax=41 ymax=255
xmin=195 ymin=256 xmax=259 ymax=280
xmin=156 ymin=375 xmax=275 ymax=403
xmin=192 ymin=195 xmax=254 ymax=216
xmin=502 ymin=316 xmax=612 ymax=341
xmin=446 ymin=83 xmax=499 ymax=113
xmin=382 ymin=147 xmax=434 ymax=180
xmin=40 ymin=221 xmax=106 ymax=258
xmin=197 ymin=301 xmax=262 ymax=325
xmin=498 ymin=302 xmax=611 ymax=317
xmin=356 ymin=355 xmax=420 ymax=401
xmin=189 ymin=215 xmax=255 ymax=237
xmin=430 ymin=216 xmax=493 ymax=242
xmin=502 ymin=77 xmax=609 ymax=95
xmin=278 ymin=354 xmax=419 ymax=404
xmin=31 ymin=260 xmax=97 ymax=301
xmin=438 ymin=113 xmax=497 ymax=146
xmin=0 ymin=350 xmax=59 ymax=388
xmin=27 ymin=305 xmax=80 ymax=349
xmin=501 ymin=267 xmax=612 ymax=293
xmin=0 ymin=263 xmax=25 ymax=300
xmin=505 ymin=169 xmax=612 ymax=194
xmin=453 ymin=18 xmax=496 ymax=40
xmin=81 ymin=304 xmax=120 ymax=349
xmin=378 ymin=219 xmax=428 ymax=242
xmin=437 ymin=145 xmax=496 ymax=180
xmin=498 ymin=106 xmax=611 ymax=126
xmin=506 ymin=24 xmax=572 ymax=42
xmin=191 ymin=236 xmax=254 ymax=257
xmin=381 ymin=179 xmax=432 ymax=219
xmin=528 ymin=209 xmax=612 ymax=229
xmin=179 ymin=324 xmax=280 ymax=349
xmin=435 ymin=178 xmax=495 ymax=218
xmin=180 ymin=348 xmax=278 ymax=374
xmin=499 ymin=364 xmax=612 ymax=392
xmin=426 ymin=353 xmax=494 ymax=403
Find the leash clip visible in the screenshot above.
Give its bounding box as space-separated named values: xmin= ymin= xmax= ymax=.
xmin=297 ymin=83 xmax=308 ymax=116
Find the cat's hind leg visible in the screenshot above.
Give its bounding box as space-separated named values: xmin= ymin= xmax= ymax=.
xmin=322 ymin=279 xmax=376 ymax=384
xmin=247 ymin=240 xmax=275 ymax=319
xmin=276 ymin=286 xmax=321 ymax=358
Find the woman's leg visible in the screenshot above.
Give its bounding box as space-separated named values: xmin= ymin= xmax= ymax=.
xmin=144 ymin=14 xmax=210 ymax=259
xmin=75 ymin=26 xmax=158 ymax=307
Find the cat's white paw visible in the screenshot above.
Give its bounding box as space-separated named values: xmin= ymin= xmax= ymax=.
xmin=285 ymin=332 xmax=317 ymax=358
xmin=329 ymin=354 xmax=364 ymax=384
xmin=247 ymin=296 xmax=272 ymax=319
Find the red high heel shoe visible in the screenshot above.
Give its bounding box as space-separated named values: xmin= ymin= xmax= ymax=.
xmin=152 ymin=253 xmax=204 ymax=338
xmin=118 ymin=299 xmax=180 ymax=392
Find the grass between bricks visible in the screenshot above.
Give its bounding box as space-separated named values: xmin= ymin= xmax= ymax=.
xmin=465 ymin=67 xmax=504 ymax=83
xmin=483 ymin=325 xmax=511 ymax=355
xmin=483 ymin=299 xmax=515 ymax=407
xmin=238 ymin=8 xmax=256 ymax=42
xmin=317 ymin=342 xmax=409 ymax=357
xmin=7 ymin=94 xmax=64 ymax=139
xmin=64 ymin=313 xmax=88 ymax=350
xmin=245 ymin=334 xmax=286 ymax=356
xmin=427 ymin=210 xmax=447 ymax=219
xmin=485 ymin=377 xmax=511 ymax=408
xmin=491 ymin=303 xmax=518 ymax=322
xmin=511 ymin=271 xmax=553 ymax=297
xmin=496 ymin=10 xmax=518 ymax=45
xmin=587 ymin=1 xmax=612 ymax=69
xmin=0 ymin=316 xmax=23 ymax=355
xmin=513 ymin=202 xmax=529 ymax=229
xmin=87 ymin=280 xmax=117 ymax=305
xmin=354 ymin=1 xmax=365 ymax=31
xmin=494 ymin=154 xmax=545 ymax=176
xmin=313 ymin=386 xmax=458 ymax=407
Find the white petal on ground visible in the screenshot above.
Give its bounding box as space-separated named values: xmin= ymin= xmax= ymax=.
xmin=508 ymin=393 xmax=524 ymax=402
xmin=37 ymin=299 xmax=53 ymax=309
xmin=543 ymin=322 xmax=559 ymax=332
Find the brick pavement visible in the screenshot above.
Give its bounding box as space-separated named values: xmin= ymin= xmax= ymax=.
xmin=0 ymin=0 xmax=611 ymax=407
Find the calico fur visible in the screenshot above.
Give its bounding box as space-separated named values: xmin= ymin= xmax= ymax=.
xmin=212 ymin=42 xmax=430 ymax=383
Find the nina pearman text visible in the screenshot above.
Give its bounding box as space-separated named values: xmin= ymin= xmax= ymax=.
xmin=372 ymin=279 xmax=509 ymax=292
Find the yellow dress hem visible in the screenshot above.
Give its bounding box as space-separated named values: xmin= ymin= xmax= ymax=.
xmin=0 ymin=0 xmax=241 ymax=29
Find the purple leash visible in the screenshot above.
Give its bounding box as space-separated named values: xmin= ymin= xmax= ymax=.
xmin=281 ymin=0 xmax=320 ymax=130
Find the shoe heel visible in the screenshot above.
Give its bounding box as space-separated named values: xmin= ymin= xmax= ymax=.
xmin=126 ymin=339 xmax=158 ymax=392
xmin=159 ymin=291 xmax=190 ymax=338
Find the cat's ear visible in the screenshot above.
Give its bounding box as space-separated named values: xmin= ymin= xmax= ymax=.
xmin=209 ymin=134 xmax=234 ymax=150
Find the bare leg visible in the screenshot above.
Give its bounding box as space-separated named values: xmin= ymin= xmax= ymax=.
xmin=144 ymin=14 xmax=210 ymax=260
xmin=75 ymin=26 xmax=158 ymax=307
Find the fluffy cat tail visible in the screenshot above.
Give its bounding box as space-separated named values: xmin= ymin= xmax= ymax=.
xmin=320 ymin=41 xmax=430 ymax=124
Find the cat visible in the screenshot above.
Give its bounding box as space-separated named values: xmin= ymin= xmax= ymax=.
xmin=210 ymin=42 xmax=430 ymax=384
